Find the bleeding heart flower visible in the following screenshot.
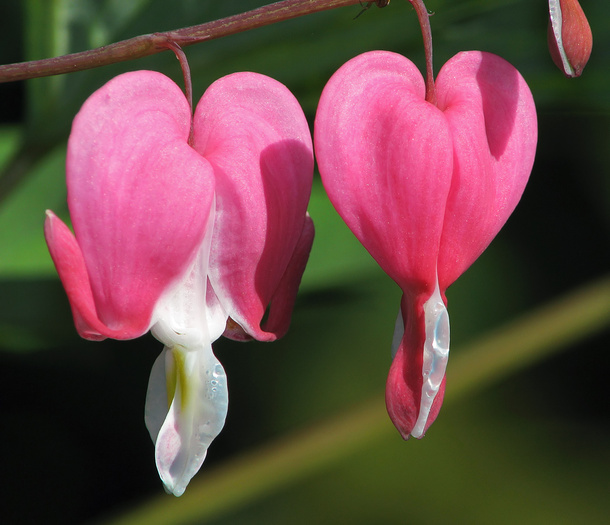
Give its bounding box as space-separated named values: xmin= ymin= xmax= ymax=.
xmin=45 ymin=70 xmax=313 ymax=495
xmin=314 ymin=50 xmax=537 ymax=439
xmin=548 ymin=0 xmax=593 ymax=77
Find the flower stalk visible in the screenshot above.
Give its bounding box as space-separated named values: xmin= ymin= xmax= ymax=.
xmin=163 ymin=41 xmax=194 ymax=144
xmin=0 ymin=0 xmax=384 ymax=83
xmin=408 ymin=0 xmax=436 ymax=104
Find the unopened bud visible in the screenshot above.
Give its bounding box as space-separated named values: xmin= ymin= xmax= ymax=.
xmin=548 ymin=0 xmax=592 ymax=77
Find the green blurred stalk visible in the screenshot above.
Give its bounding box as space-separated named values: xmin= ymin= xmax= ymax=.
xmin=99 ymin=274 xmax=610 ymax=525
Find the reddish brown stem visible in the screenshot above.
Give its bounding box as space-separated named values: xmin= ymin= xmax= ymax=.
xmin=407 ymin=0 xmax=436 ymax=105
xmin=163 ymin=41 xmax=194 ymax=145
xmin=0 ymin=0 xmax=376 ymax=83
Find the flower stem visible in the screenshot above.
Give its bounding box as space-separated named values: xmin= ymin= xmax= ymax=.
xmin=0 ymin=0 xmax=375 ymax=83
xmin=407 ymin=0 xmax=436 ymax=104
xmin=163 ymin=41 xmax=194 ymax=145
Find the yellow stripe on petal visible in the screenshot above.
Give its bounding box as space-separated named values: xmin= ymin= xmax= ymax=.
xmin=166 ymin=346 xmax=192 ymax=411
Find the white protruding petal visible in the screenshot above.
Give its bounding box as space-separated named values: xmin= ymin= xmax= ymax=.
xmin=145 ymin=344 xmax=228 ymax=497
xmin=151 ymin=205 xmax=219 ymax=349
xmin=548 ymin=0 xmax=575 ymax=77
xmin=411 ymin=279 xmax=450 ymax=438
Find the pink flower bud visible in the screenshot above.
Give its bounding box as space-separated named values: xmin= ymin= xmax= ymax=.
xmin=548 ymin=0 xmax=593 ymax=77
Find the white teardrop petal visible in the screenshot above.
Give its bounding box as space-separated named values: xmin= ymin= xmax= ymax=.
xmin=149 ymin=344 xmax=228 ymax=497
xmin=411 ymin=279 xmax=450 ymax=438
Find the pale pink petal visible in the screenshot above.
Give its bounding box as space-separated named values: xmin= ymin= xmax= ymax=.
xmin=314 ymin=51 xmax=453 ymax=293
xmin=64 ymin=71 xmax=215 ymax=336
xmin=435 ymin=51 xmax=537 ymax=289
xmin=192 ymin=72 xmax=313 ymax=341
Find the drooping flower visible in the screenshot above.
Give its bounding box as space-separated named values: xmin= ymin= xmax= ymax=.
xmin=45 ymin=70 xmax=313 ymax=495
xmin=314 ymin=50 xmax=537 ymax=439
xmin=548 ymin=0 xmax=593 ymax=77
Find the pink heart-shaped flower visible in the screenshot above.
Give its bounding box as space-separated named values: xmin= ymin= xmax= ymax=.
xmin=315 ymin=50 xmax=537 ymax=438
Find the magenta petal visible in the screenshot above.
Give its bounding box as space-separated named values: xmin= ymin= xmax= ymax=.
xmin=260 ymin=213 xmax=315 ymax=339
xmin=192 ymin=72 xmax=314 ymax=340
xmin=223 ymin=213 xmax=315 ymax=342
xmin=435 ymin=51 xmax=537 ymax=289
xmin=65 ymin=71 xmax=215 ymax=335
xmin=314 ymin=51 xmax=453 ymax=293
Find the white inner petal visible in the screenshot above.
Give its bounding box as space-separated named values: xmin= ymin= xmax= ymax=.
xmin=548 ymin=0 xmax=575 ymax=76
xmin=411 ymin=279 xmax=450 ymax=438
xmin=145 ymin=344 xmax=228 ymax=497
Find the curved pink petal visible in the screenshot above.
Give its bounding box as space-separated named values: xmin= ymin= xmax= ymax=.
xmin=222 ymin=213 xmax=315 ymax=342
xmin=192 ymin=72 xmax=314 ymax=341
xmin=314 ymin=51 xmax=453 ymax=294
xmin=61 ymin=70 xmax=215 ymax=337
xmin=435 ymin=51 xmax=537 ymax=289
xmin=45 ymin=211 xmax=117 ymax=340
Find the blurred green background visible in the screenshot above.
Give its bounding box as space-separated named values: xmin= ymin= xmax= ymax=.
xmin=0 ymin=1 xmax=608 ymax=524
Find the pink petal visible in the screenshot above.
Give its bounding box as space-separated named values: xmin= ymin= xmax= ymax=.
xmin=192 ymin=72 xmax=314 ymax=341
xmin=314 ymin=51 xmax=453 ymax=294
xmin=260 ymin=213 xmax=315 ymax=339
xmin=44 ymin=211 xmax=115 ymax=340
xmin=435 ymin=51 xmax=537 ymax=289
xmin=60 ymin=70 xmax=215 ymax=337
xmin=222 ymin=213 xmax=315 ymax=341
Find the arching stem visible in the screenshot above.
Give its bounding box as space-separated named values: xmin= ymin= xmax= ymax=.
xmin=0 ymin=0 xmax=372 ymax=83
xmin=408 ymin=0 xmax=436 ymax=105
xmin=163 ymin=40 xmax=194 ymax=145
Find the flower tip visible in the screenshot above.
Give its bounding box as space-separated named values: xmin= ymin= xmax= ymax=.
xmin=385 ymin=390 xmax=434 ymax=440
xmin=43 ymin=209 xmax=60 ymax=232
xmin=386 ymin=391 xmax=439 ymax=441
xmin=385 ymin=360 xmax=436 ymax=441
xmin=161 ymin=478 xmax=188 ymax=498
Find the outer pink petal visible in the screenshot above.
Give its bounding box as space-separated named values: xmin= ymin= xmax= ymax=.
xmin=44 ymin=211 xmax=117 ymax=340
xmin=64 ymin=71 xmax=215 ymax=337
xmin=435 ymin=51 xmax=537 ymax=289
xmin=192 ymin=72 xmax=313 ymax=341
xmin=314 ymin=51 xmax=453 ymax=293
xmin=222 ymin=213 xmax=314 ymax=341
